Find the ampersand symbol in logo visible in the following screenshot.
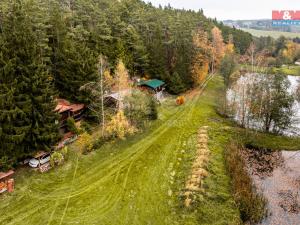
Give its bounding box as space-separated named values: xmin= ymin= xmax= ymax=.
xmin=283 ymin=11 xmax=292 ymax=20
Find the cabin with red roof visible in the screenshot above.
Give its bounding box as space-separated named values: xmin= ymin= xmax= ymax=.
xmin=54 ymin=99 xmax=85 ymax=131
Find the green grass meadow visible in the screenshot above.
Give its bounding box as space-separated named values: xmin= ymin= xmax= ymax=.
xmin=0 ymin=76 xmax=241 ymax=225
xmin=242 ymin=28 xmax=300 ymax=39
xmin=240 ymin=64 xmax=300 ymax=76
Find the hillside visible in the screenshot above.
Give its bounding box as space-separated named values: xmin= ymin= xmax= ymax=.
xmin=0 ymin=0 xmax=253 ymax=165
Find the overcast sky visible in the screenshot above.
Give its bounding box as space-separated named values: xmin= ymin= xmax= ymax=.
xmin=145 ymin=0 xmax=300 ymax=20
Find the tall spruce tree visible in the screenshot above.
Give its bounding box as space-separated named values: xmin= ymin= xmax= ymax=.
xmin=0 ymin=0 xmax=59 ymax=160
xmin=54 ymin=26 xmax=98 ymax=103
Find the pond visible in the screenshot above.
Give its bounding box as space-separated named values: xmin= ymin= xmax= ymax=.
xmin=242 ymin=148 xmax=300 ymax=225
xmin=227 ymin=74 xmax=300 ymax=136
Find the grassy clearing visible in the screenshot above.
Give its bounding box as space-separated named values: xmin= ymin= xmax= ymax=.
xmin=0 ymin=76 xmax=240 ymax=225
xmin=1 ymin=75 xmax=299 ymax=225
xmin=241 ymin=28 xmax=300 ymax=39
xmin=240 ymin=64 xmax=300 ymax=76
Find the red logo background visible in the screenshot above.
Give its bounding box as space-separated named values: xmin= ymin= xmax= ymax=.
xmin=272 ymin=10 xmax=300 ymax=20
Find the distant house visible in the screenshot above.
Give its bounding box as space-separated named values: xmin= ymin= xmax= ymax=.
xmin=138 ymin=79 xmax=166 ymax=100
xmin=54 ymin=99 xmax=85 ymax=131
xmin=295 ymin=60 xmax=300 ymax=66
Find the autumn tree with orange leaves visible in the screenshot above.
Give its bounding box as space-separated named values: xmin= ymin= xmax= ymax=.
xmin=211 ymin=26 xmax=225 ymax=73
xmin=190 ymin=28 xmax=212 ymax=86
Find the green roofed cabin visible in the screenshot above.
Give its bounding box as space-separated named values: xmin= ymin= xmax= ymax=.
xmin=137 ymin=79 xmax=166 ymax=100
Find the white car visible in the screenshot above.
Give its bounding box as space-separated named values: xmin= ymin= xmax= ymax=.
xmin=29 ymin=152 xmax=51 ymax=168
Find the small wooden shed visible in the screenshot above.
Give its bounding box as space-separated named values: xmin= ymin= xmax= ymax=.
xmin=0 ymin=170 xmax=14 ymax=193
xmin=138 ymin=79 xmax=166 ymax=100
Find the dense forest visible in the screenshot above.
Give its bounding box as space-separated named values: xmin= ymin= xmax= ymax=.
xmin=0 ymin=0 xmax=253 ymax=166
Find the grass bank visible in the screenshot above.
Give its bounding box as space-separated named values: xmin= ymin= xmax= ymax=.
xmin=224 ymin=142 xmax=266 ymax=224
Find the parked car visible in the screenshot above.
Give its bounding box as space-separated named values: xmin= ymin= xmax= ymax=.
xmin=29 ymin=152 xmax=51 ymax=168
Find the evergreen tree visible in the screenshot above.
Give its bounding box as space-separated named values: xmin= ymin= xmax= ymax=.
xmin=0 ymin=0 xmax=59 ymax=159
xmin=55 ymin=26 xmax=98 ymax=103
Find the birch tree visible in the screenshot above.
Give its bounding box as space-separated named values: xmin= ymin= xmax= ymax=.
xmin=80 ymin=55 xmax=113 ymax=136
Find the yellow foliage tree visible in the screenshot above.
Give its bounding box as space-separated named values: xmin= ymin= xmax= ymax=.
xmin=106 ymin=110 xmax=136 ymax=140
xmin=190 ymin=28 xmax=211 ymax=86
xmin=211 ymin=26 xmax=225 ymax=72
xmin=115 ymin=60 xmax=130 ymax=92
xmin=115 ymin=60 xmax=131 ymax=109
xmin=225 ymin=34 xmax=235 ymax=55
xmin=282 ymin=41 xmax=300 ymax=63
xmin=77 ymin=132 xmax=93 ymax=154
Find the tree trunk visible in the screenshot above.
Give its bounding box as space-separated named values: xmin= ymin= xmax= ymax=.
xmin=99 ymin=56 xmax=105 ymax=137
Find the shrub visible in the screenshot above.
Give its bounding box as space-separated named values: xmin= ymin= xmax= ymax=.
xmin=77 ymin=132 xmax=93 ymax=154
xmin=61 ymin=146 xmax=69 ymax=161
xmin=106 ymin=110 xmax=136 ymax=140
xmin=176 ymin=96 xmax=185 ymax=105
xmin=124 ymin=90 xmax=158 ymax=128
xmin=50 ymin=152 xmax=64 ymax=167
xmin=224 ymin=142 xmax=266 ymax=224
xmin=81 ymin=121 xmax=93 ymax=134
xmin=0 ymin=156 xmax=13 ymax=171
xmin=66 ymin=117 xmax=80 ymax=134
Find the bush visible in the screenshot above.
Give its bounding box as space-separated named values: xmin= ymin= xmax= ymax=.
xmin=77 ymin=132 xmax=93 ymax=154
xmin=61 ymin=146 xmax=69 ymax=161
xmin=176 ymin=96 xmax=185 ymax=105
xmin=124 ymin=90 xmax=156 ymax=128
xmin=66 ymin=117 xmax=80 ymax=134
xmin=224 ymin=142 xmax=266 ymax=224
xmin=106 ymin=110 xmax=136 ymax=140
xmin=81 ymin=121 xmax=93 ymax=134
xmin=0 ymin=156 xmax=13 ymax=171
xmin=50 ymin=152 xmax=64 ymax=167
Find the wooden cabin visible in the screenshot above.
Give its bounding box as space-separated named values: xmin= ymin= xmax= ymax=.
xmin=55 ymin=99 xmax=85 ymax=131
xmin=104 ymin=90 xmax=131 ymax=109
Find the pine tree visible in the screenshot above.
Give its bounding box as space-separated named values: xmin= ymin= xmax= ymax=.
xmin=55 ymin=26 xmax=98 ymax=103
xmin=0 ymin=0 xmax=59 ymax=159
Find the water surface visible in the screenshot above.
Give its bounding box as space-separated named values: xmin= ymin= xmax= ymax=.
xmin=243 ymin=149 xmax=300 ymax=225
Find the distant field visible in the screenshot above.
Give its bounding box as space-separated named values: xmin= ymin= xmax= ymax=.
xmin=242 ymin=28 xmax=300 ymax=39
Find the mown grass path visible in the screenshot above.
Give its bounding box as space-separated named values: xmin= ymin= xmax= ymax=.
xmin=0 ymin=76 xmax=239 ymax=225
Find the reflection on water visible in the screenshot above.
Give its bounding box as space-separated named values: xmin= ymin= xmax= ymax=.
xmin=227 ymin=74 xmax=300 ymax=136
xmin=243 ymin=149 xmax=300 ymax=225
xmin=288 ymin=76 xmax=300 ymax=136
